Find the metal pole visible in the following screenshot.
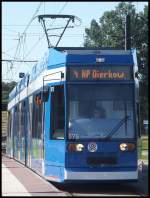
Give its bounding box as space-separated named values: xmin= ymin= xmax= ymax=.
xmin=125 ymin=17 xmax=127 ymax=50
xmin=125 ymin=14 xmax=131 ymax=50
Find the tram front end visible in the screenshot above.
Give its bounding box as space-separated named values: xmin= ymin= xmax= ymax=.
xmin=64 ymin=49 xmax=139 ymax=182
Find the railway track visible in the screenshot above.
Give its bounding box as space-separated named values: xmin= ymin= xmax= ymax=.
xmin=52 ymin=178 xmax=147 ymax=197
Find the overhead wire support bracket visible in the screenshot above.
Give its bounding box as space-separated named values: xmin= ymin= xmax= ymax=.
xmin=55 ymin=17 xmax=72 ymax=47
xmin=40 ymin=18 xmax=51 ymax=48
xmin=47 ymin=26 xmax=74 ymax=31
xmin=37 ymin=14 xmax=81 ymax=48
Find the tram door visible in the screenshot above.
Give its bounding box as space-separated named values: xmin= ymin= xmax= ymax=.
xmin=44 ymin=85 xmax=65 ymax=177
xmin=19 ymin=100 xmax=29 ymax=164
xmin=20 ymin=102 xmax=25 ymax=163
xmin=7 ymin=110 xmax=13 ymax=157
xmin=31 ymin=94 xmax=43 ymax=173
xmin=11 ymin=110 xmax=15 ymax=158
xmin=13 ymin=105 xmax=20 ymax=160
xmin=12 ymin=109 xmax=16 ymax=158
xmin=26 ymin=96 xmax=33 ymax=167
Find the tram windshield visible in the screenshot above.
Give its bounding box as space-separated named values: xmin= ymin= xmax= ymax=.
xmin=68 ymin=84 xmax=135 ymax=140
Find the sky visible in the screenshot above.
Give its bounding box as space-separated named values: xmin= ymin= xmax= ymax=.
xmin=2 ymin=1 xmax=148 ymax=82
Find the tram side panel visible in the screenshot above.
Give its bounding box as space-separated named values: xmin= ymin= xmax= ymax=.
xmin=26 ymin=95 xmax=33 ymax=168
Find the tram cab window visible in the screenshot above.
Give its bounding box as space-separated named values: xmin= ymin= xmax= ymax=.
xmin=68 ymin=84 xmax=135 ymax=139
xmin=51 ymin=85 xmax=65 ymax=140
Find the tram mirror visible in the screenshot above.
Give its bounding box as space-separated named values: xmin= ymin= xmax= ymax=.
xmin=135 ymin=71 xmax=143 ymax=81
xmin=19 ymin=72 xmax=25 ymax=78
xmin=61 ymin=72 xmax=64 ymax=79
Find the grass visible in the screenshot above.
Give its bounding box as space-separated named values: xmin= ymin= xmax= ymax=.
xmin=138 ymin=136 xmax=148 ymax=160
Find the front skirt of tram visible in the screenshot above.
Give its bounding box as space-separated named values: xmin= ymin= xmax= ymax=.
xmin=64 ymin=141 xmax=138 ymax=181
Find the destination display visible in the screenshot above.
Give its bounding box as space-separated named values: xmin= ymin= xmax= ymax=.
xmin=68 ymin=66 xmax=132 ymax=81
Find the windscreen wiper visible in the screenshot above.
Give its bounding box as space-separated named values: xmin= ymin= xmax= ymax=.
xmin=103 ymin=115 xmax=130 ymax=139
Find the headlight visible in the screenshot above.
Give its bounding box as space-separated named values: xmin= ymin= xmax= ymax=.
xmin=120 ymin=143 xmax=135 ymax=151
xmin=120 ymin=143 xmax=128 ymax=151
xmin=68 ymin=143 xmax=84 ymax=152
xmin=76 ymin=144 xmax=84 ymax=151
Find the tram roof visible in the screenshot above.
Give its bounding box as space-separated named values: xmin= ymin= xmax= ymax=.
xmin=54 ymin=47 xmax=131 ymax=55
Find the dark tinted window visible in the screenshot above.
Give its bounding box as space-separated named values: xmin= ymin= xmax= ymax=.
xmin=51 ymin=85 xmax=65 ymax=139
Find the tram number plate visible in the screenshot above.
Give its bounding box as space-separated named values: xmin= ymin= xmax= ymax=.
xmin=87 ymin=156 xmax=117 ymax=166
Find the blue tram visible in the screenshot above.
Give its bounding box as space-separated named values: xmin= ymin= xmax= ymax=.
xmin=7 ymin=47 xmax=140 ymax=182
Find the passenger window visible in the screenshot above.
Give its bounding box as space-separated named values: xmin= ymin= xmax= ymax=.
xmin=20 ymin=102 xmax=25 ymax=138
xmin=15 ymin=105 xmax=20 ymax=138
xmin=32 ymin=94 xmax=43 ymax=140
xmin=51 ymin=85 xmax=65 ymax=139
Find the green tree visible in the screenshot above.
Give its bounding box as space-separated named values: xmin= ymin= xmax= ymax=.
xmin=84 ymin=2 xmax=148 ymax=132
xmin=84 ymin=3 xmax=148 ymax=50
xmin=2 ymin=81 xmax=17 ymax=104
